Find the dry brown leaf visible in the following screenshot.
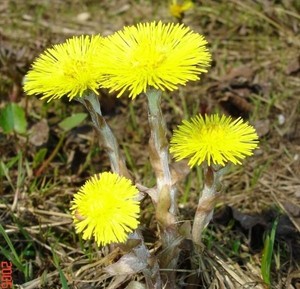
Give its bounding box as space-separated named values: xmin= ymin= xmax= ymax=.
xmin=28 ymin=119 xmax=49 ymax=146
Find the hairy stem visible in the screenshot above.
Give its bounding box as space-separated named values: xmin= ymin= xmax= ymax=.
xmin=192 ymin=166 xmax=225 ymax=245
xmin=146 ymin=89 xmax=179 ymax=288
xmin=77 ymin=92 xmax=131 ymax=179
xmin=146 ymin=89 xmax=177 ymax=215
xmin=78 ymin=91 xmax=161 ymax=288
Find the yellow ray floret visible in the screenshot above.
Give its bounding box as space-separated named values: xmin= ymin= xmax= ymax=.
xmin=70 ymin=172 xmax=140 ymax=246
xmin=99 ymin=21 xmax=211 ymax=98
xmin=169 ymin=0 xmax=194 ymax=19
xmin=24 ymin=35 xmax=103 ymax=102
xmin=170 ymin=114 xmax=259 ymax=167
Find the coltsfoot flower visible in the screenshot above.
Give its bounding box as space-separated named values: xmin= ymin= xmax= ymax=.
xmin=70 ymin=172 xmax=140 ymax=246
xmin=169 ymin=0 xmax=194 ymax=19
xmin=99 ymin=21 xmax=211 ymax=98
xmin=170 ymin=114 xmax=259 ymax=167
xmin=24 ymin=35 xmax=103 ymax=102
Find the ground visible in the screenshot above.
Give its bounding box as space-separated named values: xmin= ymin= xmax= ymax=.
xmin=0 ymin=0 xmax=300 ymax=288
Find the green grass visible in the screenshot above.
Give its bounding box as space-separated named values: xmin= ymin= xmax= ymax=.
xmin=53 ymin=252 xmax=69 ymax=289
xmin=0 ymin=224 xmax=25 ymax=273
xmin=261 ymin=218 xmax=278 ymax=287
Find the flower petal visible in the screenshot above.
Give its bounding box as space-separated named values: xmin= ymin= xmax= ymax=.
xmin=99 ymin=21 xmax=211 ymax=98
xmin=70 ymin=172 xmax=140 ymax=246
xmin=24 ymin=35 xmax=104 ymax=102
xmin=170 ymin=114 xmax=259 ymax=167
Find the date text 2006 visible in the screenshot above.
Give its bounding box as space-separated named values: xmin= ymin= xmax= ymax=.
xmin=0 ymin=262 xmax=13 ymax=289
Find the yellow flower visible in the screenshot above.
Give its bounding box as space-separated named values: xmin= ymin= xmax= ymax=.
xmin=170 ymin=114 xmax=259 ymax=167
xmin=99 ymin=21 xmax=211 ymax=98
xmin=70 ymin=172 xmax=140 ymax=246
xmin=24 ymin=35 xmax=103 ymax=102
xmin=169 ymin=0 xmax=194 ymax=19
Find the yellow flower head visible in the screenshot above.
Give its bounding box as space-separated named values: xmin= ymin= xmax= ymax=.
xmin=170 ymin=114 xmax=259 ymax=167
xmin=99 ymin=21 xmax=211 ymax=98
xmin=70 ymin=172 xmax=140 ymax=246
xmin=24 ymin=35 xmax=103 ymax=102
xmin=169 ymin=0 xmax=194 ymax=19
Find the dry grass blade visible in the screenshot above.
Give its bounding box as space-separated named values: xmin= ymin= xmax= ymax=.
xmin=17 ymin=271 xmax=59 ymax=289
